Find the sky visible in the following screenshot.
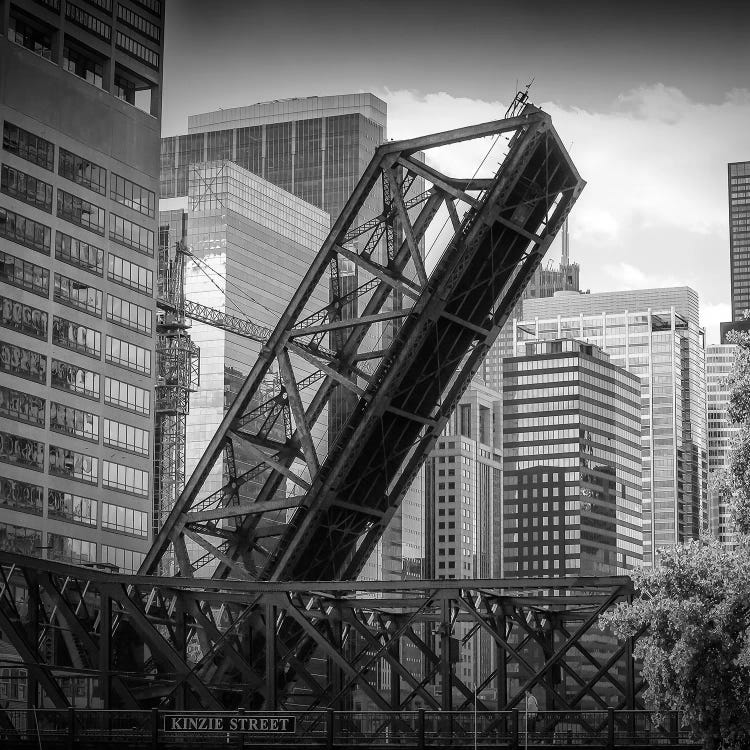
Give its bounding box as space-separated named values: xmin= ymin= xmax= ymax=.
xmin=161 ymin=0 xmax=750 ymax=342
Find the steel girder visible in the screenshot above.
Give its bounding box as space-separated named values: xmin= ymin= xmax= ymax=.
xmin=141 ymin=105 xmax=585 ymax=584
xmin=0 ymin=552 xmax=641 ymax=713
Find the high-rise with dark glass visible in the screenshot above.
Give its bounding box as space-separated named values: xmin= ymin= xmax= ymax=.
xmin=0 ymin=0 xmax=163 ymax=576
xmin=515 ymin=287 xmax=707 ymax=565
xmin=729 ymin=161 xmax=750 ymax=321
xmin=502 ymin=338 xmax=642 ymax=577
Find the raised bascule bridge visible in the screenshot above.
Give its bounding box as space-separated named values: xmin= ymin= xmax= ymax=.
xmin=0 ymin=102 xmax=678 ymax=747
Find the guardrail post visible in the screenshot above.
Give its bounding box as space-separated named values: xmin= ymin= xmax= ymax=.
xmin=669 ymin=711 xmax=678 ymax=745
xmin=67 ymin=707 xmax=75 ymax=750
xmin=607 ymin=707 xmax=614 ymax=750
xmin=151 ymin=708 xmax=159 ymax=749
xmin=326 ymin=708 xmax=334 ymax=750
xmin=511 ymin=709 xmax=519 ymax=750
xmin=418 ymin=709 xmax=425 ymax=750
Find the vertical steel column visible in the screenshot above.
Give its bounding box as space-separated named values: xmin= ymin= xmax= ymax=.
xmin=265 ymin=604 xmax=277 ymax=710
xmin=99 ymin=593 xmax=111 ymax=709
xmin=175 ymin=598 xmax=187 ymax=710
xmin=495 ymin=612 xmax=507 ymax=710
xmin=440 ymin=597 xmax=452 ymax=711
xmin=26 ymin=576 xmax=39 ymax=710
xmin=388 ymin=636 xmax=400 ymax=709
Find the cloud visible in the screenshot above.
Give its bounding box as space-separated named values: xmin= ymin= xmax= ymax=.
xmin=378 ymin=85 xmax=747 ymax=341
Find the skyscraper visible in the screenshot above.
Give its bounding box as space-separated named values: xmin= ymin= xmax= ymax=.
xmin=502 ymin=338 xmax=642 ymax=577
xmin=515 ymin=287 xmax=707 ymax=565
xmin=160 ymin=95 xmax=425 ymax=581
xmin=729 ymin=161 xmax=750 ymax=322
xmin=706 ymin=343 xmax=738 ymax=546
xmin=0 ymin=0 xmax=164 ymax=572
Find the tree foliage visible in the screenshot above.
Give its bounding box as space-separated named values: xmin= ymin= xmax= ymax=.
xmin=601 ymin=541 xmax=750 ymax=749
xmin=601 ymin=330 xmax=750 ymax=749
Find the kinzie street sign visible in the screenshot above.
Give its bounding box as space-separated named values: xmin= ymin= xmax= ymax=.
xmin=164 ymin=715 xmax=296 ymax=733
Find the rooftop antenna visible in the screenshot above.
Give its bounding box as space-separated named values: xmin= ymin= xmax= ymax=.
xmin=505 ymin=77 xmax=535 ymax=118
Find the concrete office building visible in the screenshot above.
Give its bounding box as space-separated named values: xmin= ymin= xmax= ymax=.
xmin=706 ymin=343 xmax=738 ymax=546
xmin=729 ymin=161 xmax=750 ymax=322
xmin=502 ymin=338 xmax=642 ymax=577
xmin=161 ymin=94 xmax=426 ymax=582
xmin=423 ymin=380 xmax=502 ymax=705
xmin=515 ymin=287 xmax=707 ymax=565
xmin=0 ymin=0 xmax=163 ymax=572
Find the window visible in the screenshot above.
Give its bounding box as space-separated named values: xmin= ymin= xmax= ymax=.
xmin=103 ymin=417 xmax=148 ymax=456
xmin=104 ymin=376 xmax=150 ymax=415
xmin=57 ymin=189 xmax=105 ymax=235
xmin=115 ymin=30 xmax=160 ymax=69
xmin=48 ymin=491 xmax=97 ymax=526
xmin=58 ymin=147 xmax=106 ymax=195
xmin=101 ymin=545 xmax=144 ymax=573
xmin=0 ymin=339 xmax=47 ymax=384
xmin=65 ymin=2 xmax=112 ymax=41
xmin=0 ymin=477 xmax=44 ymax=516
xmin=63 ymin=40 xmax=104 ymax=88
xmin=0 ymin=386 xmax=45 ymax=426
xmin=102 ymin=460 xmax=148 ymax=497
xmin=132 ymin=0 xmax=161 ymax=15
xmin=50 ymin=401 xmax=99 ymax=442
xmin=1 ymin=164 xmax=53 ymax=212
xmin=0 ymin=520 xmax=41 ymax=555
xmin=8 ymin=10 xmax=53 ymax=60
xmin=117 ymin=4 xmax=160 ymax=41
xmin=52 ymin=316 xmax=101 ymax=359
xmin=0 ymin=250 xmax=49 ymax=297
xmin=107 ymin=294 xmax=152 ymax=334
xmin=102 ymin=502 xmax=148 ymax=536
xmin=49 ymin=445 xmax=97 ymax=484
xmin=105 ymin=335 xmax=150 ymax=374
xmin=0 ymin=296 xmax=48 ymax=339
xmin=48 ymin=533 xmax=96 ymax=564
xmin=0 ymin=207 xmax=52 ymax=254
xmin=110 ymin=173 xmax=155 ymax=217
xmin=108 ymin=254 xmax=152 ymax=295
xmin=51 ymin=359 xmax=100 ymax=400
xmin=54 ymin=273 xmax=103 ymax=317
xmin=2 ymin=121 xmax=54 ymax=171
xmin=0 ymin=430 xmax=45 ymax=471
xmin=55 ymin=231 xmax=104 ymax=275
xmin=110 ymin=213 xmax=154 ymax=254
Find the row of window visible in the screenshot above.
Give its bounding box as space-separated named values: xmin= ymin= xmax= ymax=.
xmin=0 ymin=430 xmax=149 ymax=496
xmin=0 ymin=249 xmax=49 ymax=297
xmin=4 ymin=122 xmax=156 ymax=216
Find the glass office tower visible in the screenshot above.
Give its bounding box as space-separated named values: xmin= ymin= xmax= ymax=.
xmin=729 ymin=161 xmax=750 ymax=322
xmin=706 ymin=343 xmax=738 ymax=546
xmin=0 ymin=0 xmax=163 ymax=573
xmin=161 ymin=94 xmax=425 ymax=582
xmin=515 ymin=287 xmax=707 ymax=565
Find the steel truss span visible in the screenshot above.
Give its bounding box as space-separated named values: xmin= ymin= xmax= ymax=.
xmin=144 ymin=104 xmax=584 ymax=585
xmin=0 ymin=108 xmax=586 ymax=712
xmin=0 ymin=553 xmax=640 ymax=713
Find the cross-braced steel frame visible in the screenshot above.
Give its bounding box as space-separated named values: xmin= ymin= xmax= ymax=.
xmin=0 ymin=552 xmax=641 ymax=714
xmin=142 ymin=104 xmax=585 ymax=586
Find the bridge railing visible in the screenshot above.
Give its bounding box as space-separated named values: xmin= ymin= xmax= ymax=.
xmin=0 ymin=708 xmax=698 ymax=747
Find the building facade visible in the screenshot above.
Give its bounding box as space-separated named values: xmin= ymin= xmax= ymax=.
xmin=502 ymin=338 xmax=642 ymax=577
xmin=515 ymin=288 xmax=707 ymax=565
xmin=0 ymin=0 xmax=163 ymax=573
xmin=706 ymin=343 xmax=738 ymax=545
xmin=729 ymin=161 xmax=750 ymax=322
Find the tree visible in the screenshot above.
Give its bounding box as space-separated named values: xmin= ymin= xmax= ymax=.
xmin=601 ymin=330 xmax=750 ymax=749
